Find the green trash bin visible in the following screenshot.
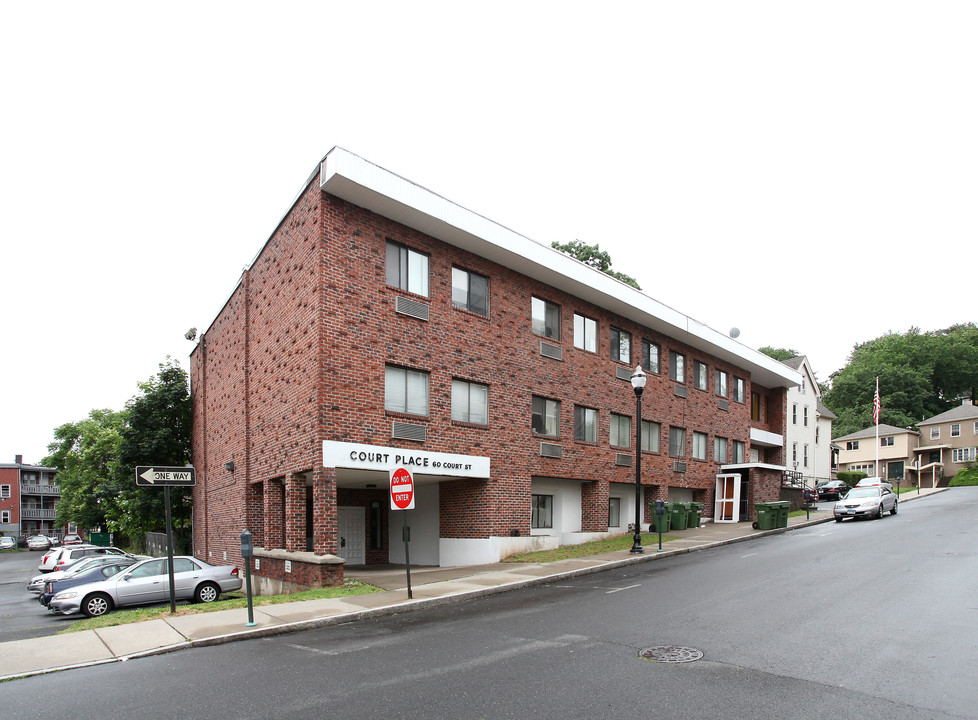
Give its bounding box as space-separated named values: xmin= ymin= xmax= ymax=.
xmin=650 ymin=503 xmax=672 ymax=533
xmin=688 ymin=502 xmax=704 ymax=528
xmin=776 ymin=501 xmax=790 ymax=528
xmin=753 ymin=502 xmax=777 ymax=530
xmin=669 ymin=502 xmax=689 ymax=531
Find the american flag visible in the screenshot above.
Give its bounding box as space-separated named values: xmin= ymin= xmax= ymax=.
xmin=873 ymin=379 xmax=880 ymax=425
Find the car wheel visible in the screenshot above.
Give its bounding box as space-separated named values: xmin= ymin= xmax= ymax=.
xmin=194 ymin=582 xmax=221 ymax=604
xmin=82 ymin=593 xmax=112 ymax=618
xmin=877 ymin=504 xmax=885 ymax=519
xmin=891 ymin=501 xmax=898 ymax=515
xmin=834 ymin=516 xmax=843 ymax=522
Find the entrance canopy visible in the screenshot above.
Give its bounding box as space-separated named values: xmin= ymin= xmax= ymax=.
xmin=323 ymin=441 xmax=491 ymax=488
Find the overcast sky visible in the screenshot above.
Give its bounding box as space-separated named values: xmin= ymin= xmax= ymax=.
xmin=2 ymin=1 xmax=974 ymax=465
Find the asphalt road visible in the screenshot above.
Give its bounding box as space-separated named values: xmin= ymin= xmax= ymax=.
xmin=0 ymin=549 xmax=82 ymax=641
xmin=3 ymin=488 xmax=976 ymax=719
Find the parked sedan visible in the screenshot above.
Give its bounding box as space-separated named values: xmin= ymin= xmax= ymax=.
xmin=38 ymin=544 xmax=138 ymax=573
xmin=48 ymin=556 xmax=242 ymax=617
xmin=28 ymin=554 xmax=138 ymax=593
xmin=26 ymin=535 xmax=52 ymax=551
xmin=816 ymin=480 xmax=850 ymax=500
xmin=0 ymin=536 xmax=17 ymax=550
xmin=40 ymin=559 xmax=138 ymax=608
xmin=62 ymin=534 xmax=84 ymax=545
xmin=834 ymin=486 xmax=898 ymax=521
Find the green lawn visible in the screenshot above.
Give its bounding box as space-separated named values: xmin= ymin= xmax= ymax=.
xmin=62 ymin=579 xmax=382 ymax=633
xmin=502 ymin=532 xmax=677 ymax=563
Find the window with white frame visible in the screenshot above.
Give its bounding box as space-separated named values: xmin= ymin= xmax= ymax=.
xmin=952 ymin=447 xmax=976 ymax=463
xmin=385 ymin=365 xmax=429 ymax=416
xmin=732 ymin=440 xmax=746 ymax=463
xmin=792 ymin=404 xmax=798 ymax=425
xmin=610 ymin=413 xmax=631 ymax=448
xmin=451 ymin=379 xmax=488 ymax=425
xmin=1 ymin=510 xmax=9 ymax=524
xmin=847 ymin=440 xmax=860 ymax=450
xmin=692 ymin=431 xmax=708 ymax=460
xmin=608 ymin=497 xmax=621 ymax=527
xmin=669 ymin=351 xmax=685 ymax=382
xmin=733 ymin=377 xmax=746 ymax=403
xmin=532 ymin=396 xmax=560 ymax=436
xmin=574 ymin=406 xmax=598 ymax=442
xmin=610 ymin=327 xmax=631 ymax=363
xmin=531 ymin=494 xmax=553 ymax=529
xmin=880 ymin=436 xmax=894 ymax=447
xmin=669 ymin=426 xmax=686 ymax=457
xmin=792 ymin=442 xmax=798 ymax=464
xmin=0 ymin=484 xmax=10 ymax=499
xmin=641 ymin=420 xmax=660 ymax=452
xmin=803 ymin=406 xmax=809 ymax=427
xmin=951 ymin=424 xmax=961 ymax=437
xmin=531 ymin=297 xmax=560 ymax=340
xmin=574 ymin=313 xmax=597 ymax=352
xmin=642 ymin=341 xmax=661 ymax=374
xmin=804 ymin=444 xmax=809 ymax=468
xmin=385 ymin=240 xmax=429 ymax=297
xmin=715 ymin=370 xmax=728 ymax=397
xmin=714 ymin=436 xmax=728 ymax=463
xmin=694 ymin=361 xmax=708 ymax=391
xmin=931 ymin=427 xmax=940 ymax=440
xmin=451 ymin=267 xmax=488 ymax=316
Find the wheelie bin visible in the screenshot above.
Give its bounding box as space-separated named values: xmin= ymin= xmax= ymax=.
xmin=775 ymin=501 xmax=790 ymax=528
xmin=752 ymin=502 xmax=777 ymax=530
xmin=650 ymin=503 xmax=671 ymax=533
xmin=688 ymin=502 xmax=704 ymax=528
xmin=669 ymin=502 xmax=689 ymax=531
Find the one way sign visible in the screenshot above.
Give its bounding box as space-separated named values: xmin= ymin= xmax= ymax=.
xmin=135 ymin=466 xmax=197 ymax=487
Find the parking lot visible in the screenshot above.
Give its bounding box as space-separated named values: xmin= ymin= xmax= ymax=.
xmin=0 ymin=549 xmax=83 ymax=643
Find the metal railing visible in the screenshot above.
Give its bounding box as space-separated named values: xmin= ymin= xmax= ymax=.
xmin=20 ymin=484 xmax=61 ymax=495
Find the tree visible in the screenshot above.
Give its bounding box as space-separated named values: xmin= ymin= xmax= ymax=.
xmin=110 ymin=358 xmax=193 ymax=551
xmin=823 ymin=324 xmax=978 ymax=437
xmin=44 ymin=409 xmax=124 ymax=532
xmin=758 ymin=347 xmax=800 ymax=362
xmin=551 ymin=240 xmax=641 ymax=289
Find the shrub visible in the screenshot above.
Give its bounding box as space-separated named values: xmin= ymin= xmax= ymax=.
xmin=949 ymin=466 xmax=978 ymax=486
xmin=837 ymin=471 xmax=869 ymax=484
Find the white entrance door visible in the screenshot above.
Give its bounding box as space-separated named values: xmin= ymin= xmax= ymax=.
xmin=714 ymin=474 xmax=741 ymax=523
xmin=337 ymin=506 xmax=365 ymax=566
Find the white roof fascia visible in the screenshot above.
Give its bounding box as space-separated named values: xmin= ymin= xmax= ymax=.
xmin=320 ymin=148 xmax=799 ymax=390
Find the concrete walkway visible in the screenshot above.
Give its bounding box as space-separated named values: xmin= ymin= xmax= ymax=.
xmin=0 ymin=488 xmax=944 ymax=681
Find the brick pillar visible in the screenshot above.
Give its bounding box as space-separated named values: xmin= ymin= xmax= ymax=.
xmin=313 ymin=467 xmax=337 ymax=555
xmin=264 ymin=478 xmax=285 ymax=550
xmin=284 ymin=473 xmax=306 ymax=553
xmin=580 ymin=480 xmax=609 ymax=532
xmin=245 ymin=481 xmax=264 ymax=548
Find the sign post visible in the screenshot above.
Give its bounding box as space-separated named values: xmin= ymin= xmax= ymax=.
xmin=390 ymin=467 xmax=415 ymax=599
xmin=135 ymin=466 xmax=196 ymax=613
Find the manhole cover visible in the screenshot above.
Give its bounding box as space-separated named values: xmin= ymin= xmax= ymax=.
xmin=639 ymin=646 xmax=704 ymax=663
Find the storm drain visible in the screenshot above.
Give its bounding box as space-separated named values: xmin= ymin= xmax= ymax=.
xmin=639 ymin=646 xmax=704 ymax=663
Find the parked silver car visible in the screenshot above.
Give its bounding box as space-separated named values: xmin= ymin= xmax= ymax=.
xmin=28 ymin=554 xmax=138 ymax=593
xmin=834 ymin=485 xmax=898 ymax=521
xmin=48 ymin=556 xmax=242 ymax=617
xmin=1 ymin=536 xmax=17 ymax=550
xmin=38 ymin=545 xmax=138 ymax=573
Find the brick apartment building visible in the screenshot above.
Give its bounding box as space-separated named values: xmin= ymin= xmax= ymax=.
xmin=0 ymin=455 xmax=62 ymax=540
xmin=190 ymin=148 xmax=801 ymax=591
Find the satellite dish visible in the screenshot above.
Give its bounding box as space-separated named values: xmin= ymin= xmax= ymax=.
xmin=729 ymin=328 xmax=740 ymax=339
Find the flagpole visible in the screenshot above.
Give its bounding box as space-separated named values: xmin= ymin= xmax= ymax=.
xmin=874 ymin=377 xmax=880 ymax=477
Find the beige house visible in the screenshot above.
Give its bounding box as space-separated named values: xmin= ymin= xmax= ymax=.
xmin=834 ymin=424 xmax=920 ymax=485
xmin=913 ymin=399 xmax=978 ymax=484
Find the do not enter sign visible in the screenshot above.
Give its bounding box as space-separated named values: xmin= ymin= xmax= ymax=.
xmin=390 ymin=467 xmax=415 ymax=510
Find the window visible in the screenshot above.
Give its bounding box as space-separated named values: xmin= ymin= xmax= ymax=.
xmin=732 ymin=440 xmax=746 ymax=463
xmin=130 ymin=559 xmax=166 ymax=578
xmin=952 ymin=447 xmax=976 ymax=463
xmin=452 ymin=379 xmax=488 ymax=425
xmin=385 ymin=366 xmax=430 ymax=416
xmin=714 ymin=436 xmax=728 ymax=463
xmin=930 ymin=427 xmax=940 ymax=440
xmin=574 ymin=313 xmax=597 ymax=352
xmin=804 ymin=444 xmax=809 ymax=468
xmin=694 ymin=361 xmax=708 ymax=391
xmin=642 ymin=341 xmax=661 ymax=374
xmin=531 ymin=297 xmax=560 ymax=340
xmin=803 ymin=406 xmax=809 ymax=427
xmin=792 ymin=442 xmax=798 ymax=463
xmin=574 ymin=406 xmax=598 ymax=442
xmin=751 ymin=392 xmax=764 ymax=421
xmin=733 ymin=377 xmax=746 ymax=403
xmin=531 ymin=494 xmax=553 ymax=529
xmin=715 ymin=370 xmax=728 ymax=397
xmin=451 ymin=267 xmax=488 ymax=316
xmin=532 ymin=396 xmax=560 ymax=436
xmin=880 ymin=436 xmax=894 ymax=447
xmin=669 ymin=426 xmax=686 ymax=457
xmin=1 ymin=510 xmax=9 ymax=524
xmin=0 ymin=484 xmax=10 ymax=499
xmin=608 ymin=498 xmax=621 ymax=527
xmin=669 ymin=351 xmax=685 ymax=382
xmin=642 ymin=420 xmax=660 ymax=452
xmin=974 ymin=421 xmax=978 ymax=435
xmin=610 ymin=413 xmax=631 ymax=448
xmin=610 ymin=327 xmax=631 ymax=363
xmin=951 ymin=424 xmax=961 ymax=437
xmin=692 ymin=431 xmax=708 ymax=460
xmin=385 ymin=240 xmax=429 ymax=297
xmin=846 ymin=440 xmax=860 ymax=450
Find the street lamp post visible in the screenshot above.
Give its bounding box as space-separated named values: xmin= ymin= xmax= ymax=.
xmin=630 ymin=365 xmax=647 ymax=554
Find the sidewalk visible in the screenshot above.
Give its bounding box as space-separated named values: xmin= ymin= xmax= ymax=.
xmin=0 ymin=488 xmax=945 ymax=680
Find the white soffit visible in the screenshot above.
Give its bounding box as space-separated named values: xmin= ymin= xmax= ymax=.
xmin=320 ymin=148 xmax=799 ymax=389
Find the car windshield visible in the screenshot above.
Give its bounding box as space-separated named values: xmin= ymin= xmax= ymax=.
xmin=845 ymin=487 xmax=880 ymax=499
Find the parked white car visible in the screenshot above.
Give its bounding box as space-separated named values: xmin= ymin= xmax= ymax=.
xmin=0 ymin=536 xmax=17 ymax=550
xmin=834 ymin=485 xmax=898 ymax=521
